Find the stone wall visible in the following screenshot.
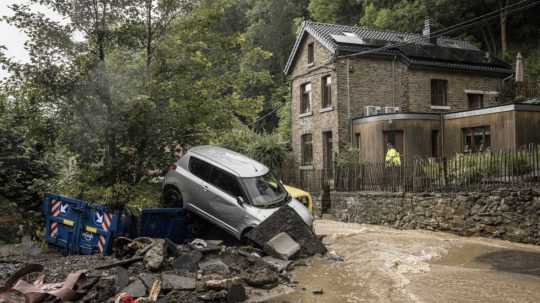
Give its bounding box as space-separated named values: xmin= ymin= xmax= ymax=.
xmin=317 ymin=189 xmax=540 ymax=245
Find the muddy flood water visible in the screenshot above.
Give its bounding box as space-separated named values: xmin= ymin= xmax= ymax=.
xmin=269 ymin=220 xmax=540 ymax=303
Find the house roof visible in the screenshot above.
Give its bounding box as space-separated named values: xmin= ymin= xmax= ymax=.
xmin=284 ymin=21 xmax=512 ymax=75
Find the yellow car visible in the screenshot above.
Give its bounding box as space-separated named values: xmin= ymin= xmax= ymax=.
xmin=284 ymin=185 xmax=314 ymax=214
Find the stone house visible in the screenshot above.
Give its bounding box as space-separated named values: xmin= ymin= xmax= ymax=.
xmin=284 ymin=21 xmax=540 ymax=170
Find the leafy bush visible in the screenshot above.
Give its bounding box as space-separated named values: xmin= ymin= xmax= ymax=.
xmin=213 ymin=125 xmax=288 ymax=172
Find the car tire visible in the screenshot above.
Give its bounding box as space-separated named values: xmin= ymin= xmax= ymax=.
xmin=162 ymin=186 xmax=183 ymax=208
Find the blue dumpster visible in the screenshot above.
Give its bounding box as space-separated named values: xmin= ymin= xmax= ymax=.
xmin=43 ymin=194 xmax=86 ymax=255
xmin=140 ymin=208 xmax=191 ymax=244
xmin=43 ymin=194 xmax=122 ymax=256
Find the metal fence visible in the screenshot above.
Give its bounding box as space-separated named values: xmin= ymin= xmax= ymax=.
xmin=281 ymin=145 xmax=540 ymax=193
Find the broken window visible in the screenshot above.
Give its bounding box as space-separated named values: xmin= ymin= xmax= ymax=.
xmin=321 ymin=76 xmax=332 ymax=108
xmin=300 ymin=83 xmax=311 ymax=114
xmin=431 ymin=79 xmax=448 ymax=106
xmin=462 ymin=126 xmax=490 ymax=153
xmin=301 ymin=134 xmax=313 ymax=166
xmin=307 ymin=42 xmax=314 ymax=65
xmin=467 ymin=94 xmax=484 ymax=109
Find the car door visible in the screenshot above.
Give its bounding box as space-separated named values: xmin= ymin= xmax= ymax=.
xmin=205 ymin=166 xmax=249 ymax=235
xmin=181 ymin=156 xmax=214 ymax=215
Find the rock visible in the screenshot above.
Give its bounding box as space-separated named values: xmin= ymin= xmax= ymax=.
xmin=263 ymin=232 xmax=300 ymax=260
xmin=205 ymin=277 xmax=242 ymax=289
xmin=327 ymin=251 xmax=344 ymax=262
xmin=174 ymin=250 xmax=203 ymax=272
xmin=115 ymin=267 xmax=130 ymax=291
xmin=245 ymin=267 xmax=279 ymax=289
xmin=199 ymin=259 xmax=230 ymax=275
xmin=312 ymin=288 xmax=324 ymax=295
xmin=139 ymin=273 xmax=158 ymax=289
xmin=227 ymin=283 xmax=247 ymax=303
xmin=122 ymin=279 xmax=147 ymax=298
xmin=198 ymin=290 xmax=228 ymax=301
xmin=144 ymin=239 xmax=166 ymax=271
xmin=246 ymin=206 xmax=327 ymax=257
xmin=161 ymin=274 xmax=196 ymax=290
xmin=262 ymin=256 xmax=291 ymax=272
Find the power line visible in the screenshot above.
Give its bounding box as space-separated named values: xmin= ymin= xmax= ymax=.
xmin=341 ymin=0 xmax=540 ymax=59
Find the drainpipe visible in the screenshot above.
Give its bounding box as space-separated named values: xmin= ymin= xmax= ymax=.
xmin=440 ymin=112 xmax=445 ymax=157
xmin=392 ymin=55 xmax=397 ymax=107
xmin=347 ymin=58 xmax=353 ymax=144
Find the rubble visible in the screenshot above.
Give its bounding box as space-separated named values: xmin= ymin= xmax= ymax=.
xmin=160 ymin=274 xmax=196 ymax=291
xmin=143 ymin=240 xmax=166 ymax=271
xmin=199 ymin=259 xmax=230 ymax=275
xmin=0 ymin=201 xmax=330 ymax=302
xmin=173 ymin=251 xmax=202 ymax=272
xmin=247 ymin=206 xmax=327 ymax=257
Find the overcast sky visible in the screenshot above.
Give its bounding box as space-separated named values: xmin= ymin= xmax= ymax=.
xmin=0 ymin=1 xmax=61 ymax=79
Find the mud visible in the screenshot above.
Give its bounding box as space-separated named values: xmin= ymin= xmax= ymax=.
xmin=271 ymin=220 xmax=540 ymax=303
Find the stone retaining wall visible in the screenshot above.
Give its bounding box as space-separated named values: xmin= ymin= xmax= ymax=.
xmin=316 ymin=189 xmax=540 ymax=245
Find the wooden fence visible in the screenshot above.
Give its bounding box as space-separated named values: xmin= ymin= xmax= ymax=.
xmin=281 ymin=146 xmax=540 ymax=193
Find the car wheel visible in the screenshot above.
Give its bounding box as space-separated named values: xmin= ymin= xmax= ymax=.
xmin=162 ymin=186 xmax=183 ymax=208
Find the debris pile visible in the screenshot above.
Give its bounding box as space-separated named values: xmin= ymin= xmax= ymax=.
xmin=0 ymin=206 xmax=332 ymax=302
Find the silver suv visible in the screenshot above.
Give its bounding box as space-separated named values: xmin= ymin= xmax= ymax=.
xmin=162 ymin=146 xmax=313 ymax=239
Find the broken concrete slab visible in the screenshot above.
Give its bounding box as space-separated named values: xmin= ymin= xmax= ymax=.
xmin=262 ymin=256 xmax=291 ymax=272
xmin=139 ymin=273 xmax=158 ymax=289
xmin=246 ymin=206 xmax=327 ymax=257
xmin=144 ymin=239 xmax=166 ymax=271
xmin=161 ymin=274 xmax=196 ymax=291
xmin=199 ymin=259 xmax=230 ymax=275
xmin=122 ymin=279 xmax=147 ymax=298
xmin=263 ymin=232 xmax=300 ymax=260
xmin=174 ymin=250 xmax=203 ymax=272
xmin=115 ymin=267 xmax=129 ymax=291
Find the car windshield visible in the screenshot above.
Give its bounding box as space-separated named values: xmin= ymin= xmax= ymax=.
xmin=242 ymin=173 xmax=289 ymax=207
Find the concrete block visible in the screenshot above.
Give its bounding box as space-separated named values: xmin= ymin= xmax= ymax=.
xmin=263 ymin=232 xmax=300 ymax=260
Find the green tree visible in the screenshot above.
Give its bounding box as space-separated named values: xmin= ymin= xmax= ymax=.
xmin=309 ymin=0 xmax=364 ymax=25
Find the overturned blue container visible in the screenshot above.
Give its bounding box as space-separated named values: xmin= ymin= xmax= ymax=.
xmin=43 ymin=194 xmax=86 ymax=255
xmin=43 ymin=194 xmax=123 ymax=256
xmin=140 ymin=208 xmax=191 ymax=244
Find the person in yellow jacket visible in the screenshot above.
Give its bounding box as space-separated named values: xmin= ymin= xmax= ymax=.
xmin=385 ymin=143 xmax=401 ymax=167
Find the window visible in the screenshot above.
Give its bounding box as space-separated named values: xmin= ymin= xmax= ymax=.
xmin=307 ymin=42 xmax=314 ymax=65
xmin=242 ymin=173 xmax=288 ymax=207
xmin=301 ymin=134 xmax=313 ymax=166
xmin=209 ymin=166 xmax=245 ymax=199
xmin=300 ymin=83 xmax=311 ymax=114
xmin=321 ymin=76 xmax=332 ymax=108
xmin=431 ymin=79 xmax=448 ymax=106
xmin=467 ymin=94 xmax=484 ymax=109
xmin=343 ymin=32 xmax=356 ymax=37
xmin=189 ymin=157 xmax=212 ymax=182
xmin=462 ymin=126 xmax=490 ymax=153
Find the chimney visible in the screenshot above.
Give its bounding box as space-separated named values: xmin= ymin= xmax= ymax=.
xmin=423 ymin=17 xmax=437 ymax=45
xmin=515 ymin=52 xmax=524 ymax=83
xmin=423 ymin=17 xmax=431 ymax=38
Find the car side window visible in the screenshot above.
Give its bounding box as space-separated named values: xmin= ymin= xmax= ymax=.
xmin=208 ymin=167 xmax=245 ymax=199
xmin=188 ymin=156 xmax=212 ymax=182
